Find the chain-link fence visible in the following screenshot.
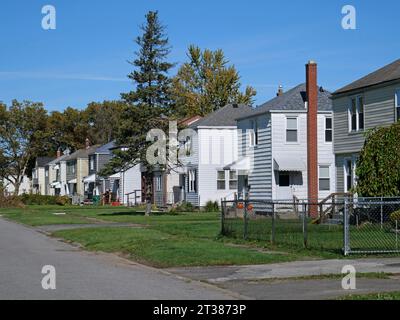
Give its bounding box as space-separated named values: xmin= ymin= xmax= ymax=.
xmin=344 ymin=198 xmax=400 ymax=255
xmin=221 ymin=197 xmax=400 ymax=255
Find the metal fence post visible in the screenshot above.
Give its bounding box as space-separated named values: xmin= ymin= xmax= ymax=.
xmin=271 ymin=202 xmax=276 ymax=245
xmin=343 ymin=197 xmax=350 ymax=256
xmin=381 ymin=196 xmax=384 ymax=230
xmin=243 ymin=200 xmax=248 ymax=240
xmin=220 ymin=198 xmax=225 ymax=236
xmin=303 ymin=202 xmax=308 ymax=249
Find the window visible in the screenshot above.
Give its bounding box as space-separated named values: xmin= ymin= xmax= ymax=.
xmin=286 ymin=117 xmax=298 ymax=142
xmin=396 ymin=90 xmax=400 ymax=121
xmin=319 ymin=166 xmax=330 ymax=191
xmin=325 ymin=117 xmax=333 ymax=142
xmin=217 ymin=170 xmax=226 ymax=190
xmin=155 ymin=176 xmax=162 ymax=192
xmin=90 ymin=157 xmax=95 ymax=171
xmin=229 ymin=170 xmax=238 ymax=190
xmin=349 ymin=96 xmax=364 ymax=132
xmin=67 ymin=162 xmax=75 ymax=175
xmin=249 ymin=120 xmax=258 ymax=146
xmin=188 ymin=170 xmax=197 ymax=193
xmin=45 ymin=169 xmax=49 ymax=177
xmin=278 ymin=172 xmax=290 ymax=187
xmin=184 ymin=136 xmax=192 ymax=156
xmin=345 ymin=159 xmax=354 ymax=192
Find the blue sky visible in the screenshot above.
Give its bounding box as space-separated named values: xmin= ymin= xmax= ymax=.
xmin=1 ymin=0 xmax=399 ymax=111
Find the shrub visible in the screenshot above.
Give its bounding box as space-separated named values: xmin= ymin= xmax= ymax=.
xmin=18 ymin=194 xmax=71 ymax=206
xmin=0 ymin=192 xmax=24 ymax=208
xmin=174 ymin=201 xmax=195 ymax=213
xmin=390 ymin=210 xmax=400 ymax=228
xmin=204 ymin=200 xmax=219 ymax=212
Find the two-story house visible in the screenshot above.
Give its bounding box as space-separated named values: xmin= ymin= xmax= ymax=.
xmin=63 ymin=141 xmax=99 ymax=197
xmin=230 ymin=61 xmax=335 ymax=204
xmin=46 ymin=149 xmax=70 ymax=196
xmin=332 ymin=59 xmax=400 ymax=193
xmin=177 ymin=104 xmax=252 ymax=207
xmin=32 ymin=157 xmax=55 ymax=195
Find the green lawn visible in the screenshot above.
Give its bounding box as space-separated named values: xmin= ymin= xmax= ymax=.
xmin=2 ymin=205 xmax=397 ymax=268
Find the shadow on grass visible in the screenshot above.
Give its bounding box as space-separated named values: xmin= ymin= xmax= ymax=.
xmin=98 ymin=211 xmax=184 ymax=217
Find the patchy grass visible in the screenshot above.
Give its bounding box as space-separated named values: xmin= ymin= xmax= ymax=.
xmin=339 ymin=291 xmax=400 ymax=300
xmin=53 ymin=227 xmax=298 ymax=268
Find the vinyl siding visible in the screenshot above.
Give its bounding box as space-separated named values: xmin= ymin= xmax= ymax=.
xmin=333 ymin=83 xmax=398 ymax=154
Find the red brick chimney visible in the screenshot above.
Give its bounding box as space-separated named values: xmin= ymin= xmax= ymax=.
xmin=85 ymin=138 xmax=91 ymax=150
xmin=56 ymin=149 xmax=61 ymax=158
xmin=306 ymin=60 xmax=318 ymax=217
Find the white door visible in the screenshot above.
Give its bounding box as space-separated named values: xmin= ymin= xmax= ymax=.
xmin=277 ymin=172 xmax=293 ymax=200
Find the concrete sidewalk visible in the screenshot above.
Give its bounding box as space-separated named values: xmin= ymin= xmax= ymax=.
xmin=167 ymin=258 xmax=400 ymax=283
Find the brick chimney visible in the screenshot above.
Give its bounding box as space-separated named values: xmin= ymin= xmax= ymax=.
xmin=276 ymin=85 xmax=284 ymax=97
xmin=56 ymin=149 xmax=61 ymax=158
xmin=85 ymin=138 xmax=91 ymax=150
xmin=306 ymin=60 xmax=318 ymax=217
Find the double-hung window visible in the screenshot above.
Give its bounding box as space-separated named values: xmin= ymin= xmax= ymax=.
xmin=155 ymin=176 xmax=162 ymax=192
xmin=188 ymin=170 xmax=197 ymax=193
xmin=319 ymin=166 xmax=330 ymax=191
xmin=349 ymin=96 xmax=364 ymax=132
xmin=217 ymin=170 xmax=226 ymax=190
xmin=396 ymin=90 xmax=400 ymax=121
xmin=325 ymin=117 xmax=333 ymax=142
xmin=286 ymin=117 xmax=298 ymax=142
xmin=249 ymin=120 xmax=258 ymax=146
xmin=229 ymin=170 xmax=238 ymax=190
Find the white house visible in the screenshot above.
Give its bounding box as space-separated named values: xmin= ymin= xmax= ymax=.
xmin=2 ymin=175 xmax=31 ymax=195
xmin=177 ymin=104 xmax=253 ymax=207
xmin=229 ymin=61 xmax=335 ymax=204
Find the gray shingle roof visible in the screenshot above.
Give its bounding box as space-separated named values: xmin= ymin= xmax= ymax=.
xmin=36 ymin=157 xmax=55 ymax=167
xmin=95 ymin=141 xmax=115 ymax=154
xmin=46 ymin=153 xmax=70 ymax=166
xmin=237 ymin=83 xmax=332 ymax=120
xmin=63 ymin=145 xmax=100 ymax=161
xmin=190 ymin=104 xmax=253 ymax=128
xmin=334 ymin=59 xmax=400 ymax=95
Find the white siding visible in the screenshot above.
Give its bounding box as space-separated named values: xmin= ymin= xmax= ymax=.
xmin=120 ymin=164 xmax=142 ymax=205
xmin=197 ymin=127 xmax=238 ymax=206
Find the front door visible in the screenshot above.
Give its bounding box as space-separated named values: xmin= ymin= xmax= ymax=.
xmin=277 ymin=172 xmax=292 ymax=200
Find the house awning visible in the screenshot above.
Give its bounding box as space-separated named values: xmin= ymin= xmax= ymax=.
xmin=224 ymin=157 xmax=251 ymax=174
xmin=273 ymin=157 xmax=306 ymax=172
xmin=83 ymin=174 xmax=96 ymax=183
xmin=109 ymin=173 xmax=121 ymax=179
xmin=50 ymin=182 xmax=61 ymax=188
xmin=68 ymin=179 xmax=77 ymax=184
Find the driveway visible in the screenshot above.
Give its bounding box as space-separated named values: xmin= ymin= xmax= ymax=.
xmin=0 ymin=218 xmax=239 ymax=300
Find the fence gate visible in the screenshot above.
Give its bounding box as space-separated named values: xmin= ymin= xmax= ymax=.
xmin=344 ymin=198 xmax=400 ymax=255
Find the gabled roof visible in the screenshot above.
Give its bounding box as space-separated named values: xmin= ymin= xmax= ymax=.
xmin=64 ymin=145 xmax=100 ymax=161
xmin=95 ymin=141 xmax=116 ymax=154
xmin=36 ymin=157 xmax=55 ymax=167
xmin=46 ymin=153 xmax=70 ymax=166
xmin=334 ymin=59 xmax=400 ymax=95
xmin=190 ymin=104 xmax=253 ymax=128
xmin=236 ymin=83 xmax=332 ymax=120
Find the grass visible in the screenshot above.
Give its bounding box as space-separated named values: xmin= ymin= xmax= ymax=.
xmin=3 ymin=205 xmax=399 ymax=267
xmin=339 ymin=291 xmax=400 ymax=300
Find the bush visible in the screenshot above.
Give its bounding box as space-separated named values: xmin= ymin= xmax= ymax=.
xmin=18 ymin=194 xmax=71 ymax=206
xmin=204 ymin=200 xmax=219 ymax=212
xmin=174 ymin=201 xmax=195 ymax=213
xmin=0 ymin=192 xmax=24 ymax=208
xmin=390 ymin=210 xmax=400 ymax=228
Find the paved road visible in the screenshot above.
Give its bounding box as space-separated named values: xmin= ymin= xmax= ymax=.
xmin=0 ymin=218 xmax=238 ymax=300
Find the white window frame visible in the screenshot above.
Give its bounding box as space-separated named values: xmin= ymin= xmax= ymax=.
xmin=318 ymin=165 xmax=330 ymax=191
xmin=324 ymin=116 xmax=333 ymax=143
xmin=286 ymin=117 xmax=298 ymax=143
xmin=217 ymin=170 xmax=226 ymax=190
xmin=229 ymin=170 xmax=238 ymax=190
xmin=188 ymin=170 xmax=196 ymax=193
xmin=90 ymin=157 xmax=95 ymax=171
xmin=343 ymin=156 xmax=357 ymax=192
xmin=155 ymin=176 xmax=162 ymax=192
xmin=348 ymin=95 xmax=364 ymax=132
xmin=249 ymin=120 xmax=258 ymax=147
xmin=395 ymin=89 xmax=400 ymax=121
